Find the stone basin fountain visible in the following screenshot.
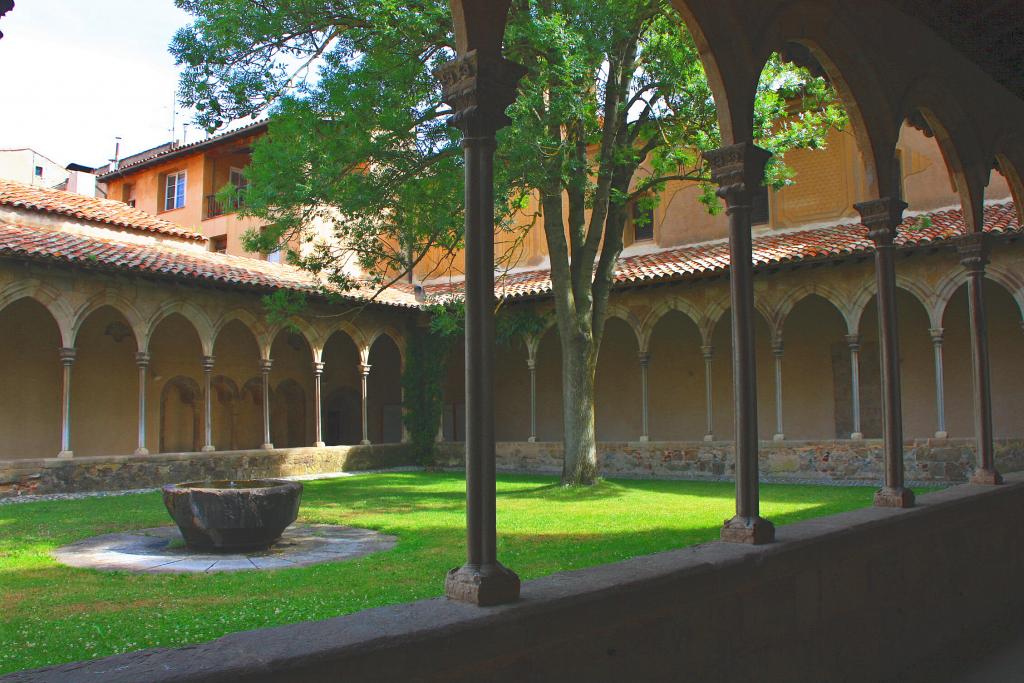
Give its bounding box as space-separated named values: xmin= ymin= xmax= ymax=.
xmin=162 ymin=479 xmax=303 ymax=552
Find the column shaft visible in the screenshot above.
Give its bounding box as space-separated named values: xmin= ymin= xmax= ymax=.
xmin=929 ymin=329 xmax=947 ymax=439
xmin=855 ymin=198 xmax=913 ymax=507
xmin=702 ymin=345 xmax=714 ymax=442
xmin=202 ymin=356 xmax=215 ymax=452
xmin=706 ymin=142 xmax=775 ymax=544
xmin=845 ymin=335 xmax=863 ymax=440
xmin=960 ymin=235 xmax=1001 ymax=484
xmin=58 ymin=348 xmax=75 ymax=458
xmin=639 ymin=352 xmax=650 ymax=442
xmin=434 ymin=50 xmax=524 ymax=604
xmin=260 ymin=358 xmax=273 ymax=450
xmin=314 ymin=361 xmax=325 ymax=447
xmin=527 ymin=359 xmax=537 ymax=443
xmin=135 ymin=352 xmax=151 ymax=456
xmin=359 ymin=363 xmax=371 ymax=445
xmin=772 ymin=339 xmax=784 ymax=441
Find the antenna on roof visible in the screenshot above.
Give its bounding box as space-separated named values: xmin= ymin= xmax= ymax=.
xmin=109 ymin=136 xmax=122 ymax=171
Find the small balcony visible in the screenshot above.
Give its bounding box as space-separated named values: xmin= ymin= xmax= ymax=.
xmin=205 ymin=193 xmax=245 ymax=219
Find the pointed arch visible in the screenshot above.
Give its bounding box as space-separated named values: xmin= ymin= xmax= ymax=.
xmin=603 ymin=304 xmax=643 ymax=350
xmin=145 ymin=300 xmax=214 ymax=356
xmin=639 ymin=297 xmax=706 ymax=353
xmin=0 ymin=280 xmax=74 ymax=346
xmin=771 ymin=281 xmax=858 ymax=336
xmin=70 ymin=290 xmax=146 ymax=348
xmin=268 ymin=316 xmax=321 ymax=363
xmin=365 ymin=325 xmax=406 ymax=368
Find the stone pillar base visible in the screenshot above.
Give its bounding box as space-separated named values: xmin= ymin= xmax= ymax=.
xmin=445 ymin=562 xmax=520 ymax=606
xmin=639 ymin=436 xmax=649 ymax=443
xmin=314 ymin=441 xmax=326 ymax=448
xmin=134 ymin=447 xmax=150 ymax=456
xmin=850 ymin=432 xmax=863 ymax=441
xmin=261 ymin=443 xmax=274 ymax=451
xmin=874 ymin=487 xmax=915 ymax=508
xmin=704 ymin=434 xmax=714 ymax=442
xmin=934 ymin=431 xmax=948 ymax=440
xmin=970 ymin=468 xmax=1003 ymax=485
xmin=57 ymin=450 xmax=73 ymax=459
xmin=360 ymin=440 xmax=371 ymax=446
xmin=721 ymin=515 xmax=775 ymax=545
xmin=527 ymin=436 xmax=536 ymax=443
xmin=201 ymin=445 xmax=215 ymax=453
xmin=773 ymin=434 xmax=785 ymax=442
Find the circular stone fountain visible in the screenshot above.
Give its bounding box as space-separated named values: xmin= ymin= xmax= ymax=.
xmin=162 ymin=479 xmax=302 ymax=552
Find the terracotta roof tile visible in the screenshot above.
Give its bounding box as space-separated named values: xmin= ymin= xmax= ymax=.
xmin=0 ymin=179 xmax=205 ymax=241
xmin=0 ymin=222 xmax=420 ymax=308
xmin=424 ymin=202 xmax=1021 ymax=301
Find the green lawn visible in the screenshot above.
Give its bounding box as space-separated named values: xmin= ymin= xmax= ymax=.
xmin=0 ymin=472 xmax=924 ymax=673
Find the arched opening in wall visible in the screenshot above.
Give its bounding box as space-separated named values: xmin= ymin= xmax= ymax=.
xmin=269 ymin=329 xmax=313 ymax=447
xmin=160 ymin=376 xmax=201 ymax=453
xmin=709 ymin=308 xmax=774 ymax=441
xmin=441 ymin=338 xmax=465 ymax=442
xmin=896 ymin=115 xmax=965 ymax=213
xmin=211 ymin=376 xmax=239 ymax=450
xmin=367 ymin=334 xmax=403 ymax=443
xmin=211 ymin=319 xmax=261 ymax=450
xmin=748 ymin=45 xmax=856 ymax=230
xmin=858 ymin=288 xmax=933 ymax=439
xmin=647 ymin=309 xmax=704 ymax=441
xmin=238 ymin=377 xmax=267 ymax=450
xmin=781 ymin=295 xmax=847 ymax=440
xmin=149 ymin=313 xmax=204 ymax=453
xmin=0 ymin=298 xmax=62 ymax=459
xmin=494 ymin=335 xmax=530 ymax=442
xmin=273 ymin=379 xmax=307 ymax=448
xmin=942 ymin=279 xmax=1024 ymax=438
xmin=71 ymin=305 xmax=138 ymax=457
xmin=321 ymin=330 xmax=360 ymax=445
xmin=594 ymin=317 xmax=641 ymax=442
xmin=534 ymin=327 xmax=562 ymax=442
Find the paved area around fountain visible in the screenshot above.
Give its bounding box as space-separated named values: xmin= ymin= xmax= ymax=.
xmin=53 ymin=524 xmax=397 ymax=573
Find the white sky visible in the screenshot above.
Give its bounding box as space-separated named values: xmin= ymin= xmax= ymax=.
xmin=0 ymin=1 xmax=199 ymax=168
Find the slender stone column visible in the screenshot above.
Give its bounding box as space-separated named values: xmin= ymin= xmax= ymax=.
xmin=929 ymin=328 xmax=948 ymax=439
xmin=527 ymin=358 xmax=537 ymax=443
xmin=845 ymin=334 xmax=863 ymax=440
xmin=638 ymin=352 xmax=650 ymax=442
xmin=959 ymin=234 xmax=1002 ymax=484
xmin=134 ymin=352 xmax=151 ymax=456
xmin=854 ymin=197 xmax=914 ymax=507
xmin=771 ymin=338 xmax=784 ymax=441
xmin=702 ymin=345 xmax=714 ymax=442
xmin=706 ymin=142 xmax=775 ymax=544
xmin=58 ymin=347 xmax=76 ymax=458
xmin=359 ymin=362 xmax=372 ymax=445
xmin=434 ymin=50 xmax=525 ymax=604
xmin=313 ymin=361 xmax=326 ymax=447
xmin=260 ymin=358 xmax=273 ymax=450
xmin=201 ymin=355 xmax=215 ymax=452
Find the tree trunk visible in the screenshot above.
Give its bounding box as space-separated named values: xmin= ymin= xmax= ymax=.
xmin=560 ymin=334 xmax=599 ymax=485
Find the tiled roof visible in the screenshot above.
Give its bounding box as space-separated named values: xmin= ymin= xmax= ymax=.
xmin=0 ymin=221 xmax=420 ymax=308
xmin=0 ymin=179 xmax=205 ymax=241
xmin=426 ymin=202 xmax=1021 ymax=301
xmin=96 ymin=119 xmax=268 ymax=180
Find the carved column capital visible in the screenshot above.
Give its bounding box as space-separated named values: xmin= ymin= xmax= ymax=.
xmin=929 ymin=327 xmax=944 ymax=345
xmin=705 ymin=142 xmax=772 ymax=210
xmin=958 ymin=233 xmax=990 ymax=273
xmin=260 ymin=358 xmax=273 ymax=374
xmin=313 ymin=361 xmax=325 ymax=376
xmin=359 ymin=362 xmax=372 ymax=377
xmin=525 ymin=358 xmax=536 ymax=372
xmin=638 ymin=352 xmax=650 ymax=368
xmin=771 ymin=339 xmax=784 ymax=357
xmin=433 ymin=50 xmax=527 ymax=136
xmin=201 ymin=355 xmax=215 ymax=372
xmin=700 ymin=345 xmax=714 ymax=360
xmin=59 ymin=347 xmax=76 ymax=366
xmin=854 ymin=197 xmax=907 ymax=246
xmin=844 ymin=334 xmax=861 ymax=351
xmin=135 ymin=351 xmax=151 ymax=368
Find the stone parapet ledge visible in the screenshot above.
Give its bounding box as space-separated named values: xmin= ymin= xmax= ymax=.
xmin=10 ymin=473 xmax=1024 ymax=682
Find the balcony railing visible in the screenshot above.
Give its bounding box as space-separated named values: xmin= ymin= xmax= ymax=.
xmin=205 ymin=193 xmax=245 ymax=219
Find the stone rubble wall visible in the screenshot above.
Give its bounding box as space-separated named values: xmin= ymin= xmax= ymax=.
xmin=0 ymin=444 xmax=415 ymax=498
xmin=436 ymin=438 xmax=1024 ymax=483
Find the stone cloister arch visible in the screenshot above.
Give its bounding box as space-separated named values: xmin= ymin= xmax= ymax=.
xmin=270 ymin=328 xmax=315 ymax=448
xmin=646 ymin=309 xmax=706 ymax=441
xmin=321 ymin=329 xmax=364 ymax=446
xmin=366 ymin=332 xmax=404 ymax=444
xmin=150 ymin=313 xmax=205 ymax=454
xmin=0 ymin=297 xmax=63 ymax=459
xmin=212 ymin=318 xmax=264 ymax=451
